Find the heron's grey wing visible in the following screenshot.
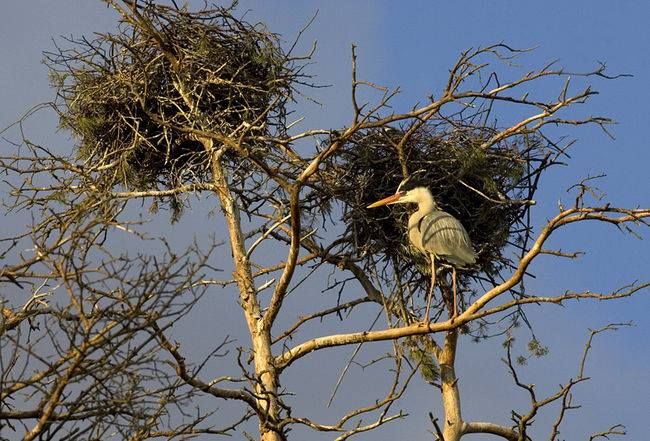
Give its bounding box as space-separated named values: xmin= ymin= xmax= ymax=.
xmin=418 ymin=211 xmax=476 ymax=266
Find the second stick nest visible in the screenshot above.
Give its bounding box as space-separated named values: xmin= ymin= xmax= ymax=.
xmin=321 ymin=122 xmax=544 ymax=291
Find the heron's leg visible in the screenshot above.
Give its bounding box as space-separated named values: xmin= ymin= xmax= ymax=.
xmin=424 ymin=254 xmax=436 ymax=323
xmin=452 ymin=267 xmax=458 ymax=319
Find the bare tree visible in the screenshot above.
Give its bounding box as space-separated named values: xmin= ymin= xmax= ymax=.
xmin=1 ymin=2 xmax=648 ymax=441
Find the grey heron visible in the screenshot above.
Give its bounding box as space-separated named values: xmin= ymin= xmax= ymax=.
xmin=367 ymin=187 xmax=476 ymax=320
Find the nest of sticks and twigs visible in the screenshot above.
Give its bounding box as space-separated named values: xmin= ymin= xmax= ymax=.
xmin=47 ymin=2 xmax=295 ymax=199
xmin=321 ymin=121 xmax=545 ymax=294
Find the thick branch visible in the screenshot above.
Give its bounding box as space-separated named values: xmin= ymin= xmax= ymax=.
xmin=463 ymin=421 xmax=519 ymax=441
xmin=276 ymin=205 xmax=649 ymax=369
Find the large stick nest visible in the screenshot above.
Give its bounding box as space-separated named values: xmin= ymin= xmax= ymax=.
xmin=320 ymin=120 xmax=547 ymax=291
xmin=47 ymin=2 xmax=296 ymax=196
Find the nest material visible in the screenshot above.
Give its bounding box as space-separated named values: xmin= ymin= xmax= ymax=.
xmin=322 ymin=123 xmax=542 ymax=287
xmin=47 ymin=3 xmax=294 ymax=195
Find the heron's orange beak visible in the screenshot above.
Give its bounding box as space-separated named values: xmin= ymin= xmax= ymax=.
xmin=366 ymin=192 xmax=405 ymax=208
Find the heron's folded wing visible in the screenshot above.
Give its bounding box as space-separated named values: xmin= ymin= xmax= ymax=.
xmin=419 ymin=211 xmax=476 ymax=266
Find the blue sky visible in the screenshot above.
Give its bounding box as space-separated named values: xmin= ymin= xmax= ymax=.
xmin=1 ymin=1 xmax=648 ymax=440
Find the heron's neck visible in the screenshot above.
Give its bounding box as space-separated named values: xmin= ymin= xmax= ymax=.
xmin=417 ymin=195 xmax=436 ymax=214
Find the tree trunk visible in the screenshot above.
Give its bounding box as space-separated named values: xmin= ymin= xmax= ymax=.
xmin=205 ymin=140 xmax=282 ymax=441
xmin=439 ymin=329 xmax=463 ymax=441
xmin=254 ymin=329 xmax=282 ymax=441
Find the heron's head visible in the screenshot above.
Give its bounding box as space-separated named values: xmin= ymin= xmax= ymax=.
xmin=367 ymin=187 xmax=435 ymax=209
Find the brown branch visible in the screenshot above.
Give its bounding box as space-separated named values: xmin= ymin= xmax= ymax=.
xmin=463 ymin=421 xmax=518 ymax=441
xmin=470 ymin=282 xmax=649 ymax=321
xmin=23 ymin=352 xmax=84 ymax=441
xmin=263 ymin=124 xmax=363 ymax=329
xmin=280 ymin=356 xmax=415 ymax=439
xmin=589 ymin=424 xmax=626 ymax=441
xmin=272 ymin=296 xmax=371 ymax=345
xmin=150 ymin=321 xmax=259 ymax=410
xmin=111 ymin=183 xmax=218 ymax=199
